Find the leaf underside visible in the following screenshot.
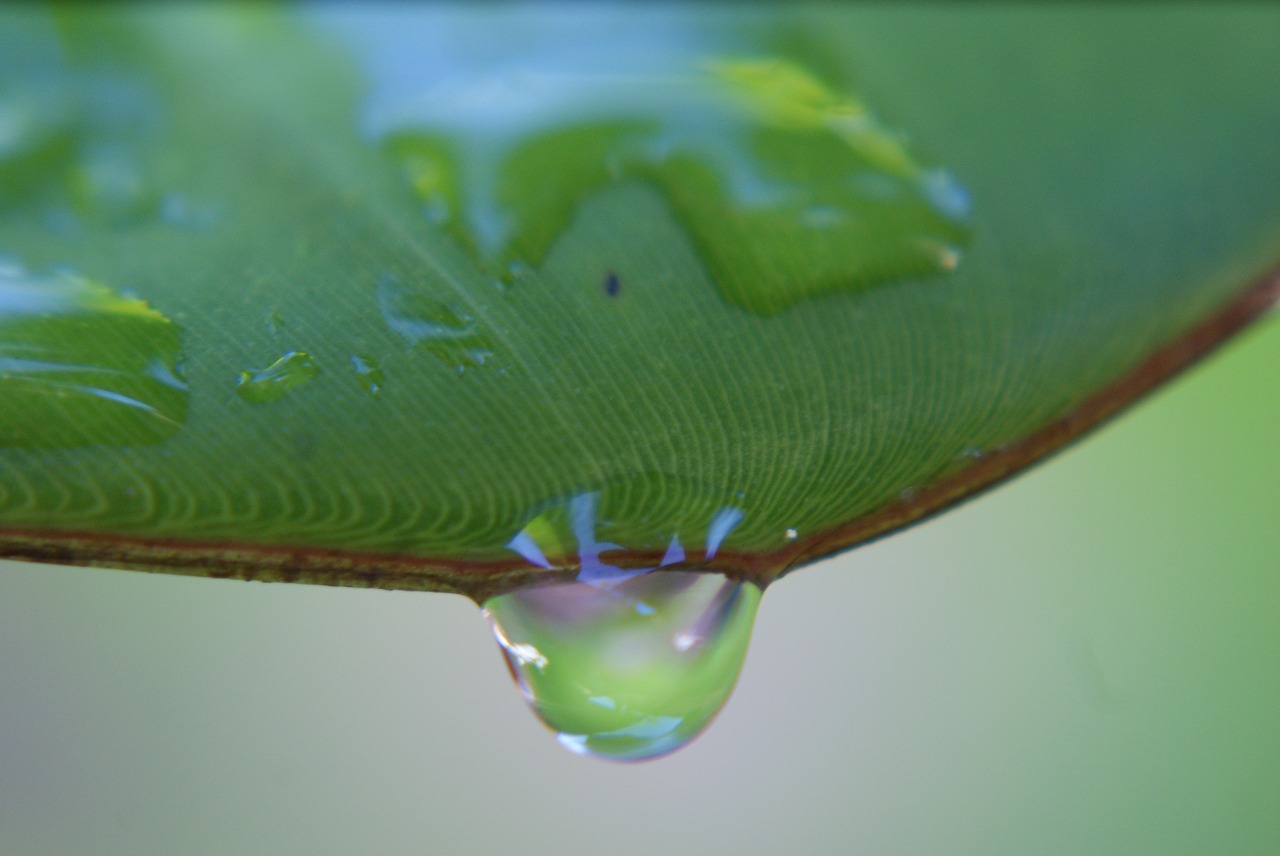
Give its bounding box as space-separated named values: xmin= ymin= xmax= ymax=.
xmin=0 ymin=6 xmax=1278 ymax=600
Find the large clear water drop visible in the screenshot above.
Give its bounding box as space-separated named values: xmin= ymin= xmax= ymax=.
xmin=320 ymin=9 xmax=972 ymax=316
xmin=376 ymin=273 xmax=495 ymax=368
xmin=483 ymin=570 xmax=761 ymax=761
xmin=0 ymin=259 xmax=187 ymax=446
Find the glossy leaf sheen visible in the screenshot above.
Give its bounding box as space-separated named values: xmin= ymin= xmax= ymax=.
xmin=0 ymin=6 xmax=1278 ymax=596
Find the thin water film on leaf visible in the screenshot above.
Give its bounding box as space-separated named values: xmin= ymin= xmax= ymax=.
xmin=0 ymin=4 xmax=1274 ymax=604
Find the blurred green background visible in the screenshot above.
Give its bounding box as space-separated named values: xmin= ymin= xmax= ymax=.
xmin=1 ymin=312 xmax=1276 ymax=854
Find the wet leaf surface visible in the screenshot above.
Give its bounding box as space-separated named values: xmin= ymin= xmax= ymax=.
xmin=0 ymin=5 xmax=1277 ymax=597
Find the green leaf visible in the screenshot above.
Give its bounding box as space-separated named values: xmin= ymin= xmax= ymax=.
xmin=0 ymin=5 xmax=1277 ymax=598
xmin=0 ymin=265 xmax=186 ymax=446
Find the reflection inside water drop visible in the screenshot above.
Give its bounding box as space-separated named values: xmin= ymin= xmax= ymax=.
xmin=483 ymin=570 xmax=761 ymax=762
xmin=487 ymin=487 xmax=759 ymax=761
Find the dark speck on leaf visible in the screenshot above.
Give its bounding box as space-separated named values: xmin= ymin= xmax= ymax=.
xmin=603 ymin=271 xmax=620 ymax=297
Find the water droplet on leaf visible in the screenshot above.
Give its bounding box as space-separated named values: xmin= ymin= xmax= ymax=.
xmin=358 ymin=27 xmax=973 ymax=315
xmin=483 ymin=570 xmax=761 ymax=761
xmin=486 ymin=478 xmax=761 ymax=760
xmin=236 ymin=350 xmax=320 ymax=403
xmin=376 ymin=272 xmax=496 ymax=368
xmin=0 ymin=261 xmax=187 ymax=446
xmin=349 ymin=353 xmax=383 ymax=395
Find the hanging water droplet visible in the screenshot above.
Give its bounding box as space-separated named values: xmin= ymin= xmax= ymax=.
xmin=0 ymin=260 xmax=187 ymax=446
xmin=483 ymin=570 xmax=761 ymax=762
xmin=236 ymin=350 xmax=320 ymax=403
xmin=488 ymin=479 xmax=758 ymax=760
xmin=784 ymin=527 xmax=799 ymax=541
xmin=349 ymin=353 xmax=383 ymax=395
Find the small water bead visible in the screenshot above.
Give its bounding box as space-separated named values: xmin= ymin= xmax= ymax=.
xmin=483 ymin=570 xmax=761 ymax=762
xmin=235 ymin=351 xmax=320 ymax=403
xmin=349 ymin=353 xmax=384 ymax=395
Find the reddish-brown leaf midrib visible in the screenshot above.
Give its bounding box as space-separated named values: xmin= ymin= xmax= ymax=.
xmin=0 ymin=264 xmax=1276 ymax=600
xmin=768 ymin=262 xmax=1280 ymax=583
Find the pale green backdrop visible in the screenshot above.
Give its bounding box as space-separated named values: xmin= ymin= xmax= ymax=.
xmin=1 ymin=316 xmax=1277 ymax=854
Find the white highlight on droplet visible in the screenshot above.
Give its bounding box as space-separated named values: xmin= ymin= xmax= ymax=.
xmin=673 ymin=632 xmax=700 ymax=652
xmin=487 ymin=615 xmax=548 ymax=671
